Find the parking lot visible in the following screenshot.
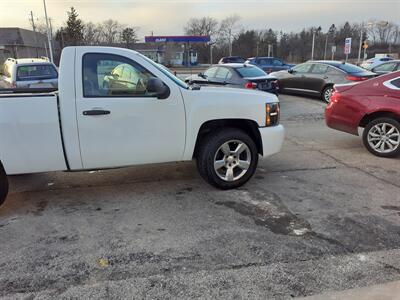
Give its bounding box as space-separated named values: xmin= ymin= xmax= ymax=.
xmin=1 ymin=93 xmax=399 ymax=299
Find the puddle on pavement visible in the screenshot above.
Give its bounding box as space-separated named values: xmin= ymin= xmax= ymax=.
xmin=215 ymin=190 xmax=311 ymax=236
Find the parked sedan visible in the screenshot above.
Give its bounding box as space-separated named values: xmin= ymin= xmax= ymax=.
xmin=218 ymin=56 xmax=246 ymax=64
xmin=185 ymin=64 xmax=279 ymax=94
xmin=360 ymin=57 xmax=394 ymax=70
xmin=326 ymin=71 xmax=400 ymax=157
xmin=371 ymin=60 xmax=400 ymax=76
xmin=245 ymin=57 xmax=294 ymax=73
xmin=270 ymin=61 xmax=376 ymax=103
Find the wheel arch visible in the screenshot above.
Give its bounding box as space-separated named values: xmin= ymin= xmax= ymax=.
xmin=192 ymin=119 xmax=263 ymax=159
xmin=359 ymin=111 xmax=400 ymax=128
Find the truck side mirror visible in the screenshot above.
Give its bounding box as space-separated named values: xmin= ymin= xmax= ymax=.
xmin=147 ymin=77 xmax=170 ymax=99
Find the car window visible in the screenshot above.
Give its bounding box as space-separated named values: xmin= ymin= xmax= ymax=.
xmin=326 ymin=66 xmax=343 ymax=75
xmin=390 ymin=78 xmax=400 ymax=88
xmin=293 ymin=63 xmax=312 ymax=73
xmin=381 ymin=58 xmax=393 ymax=62
xmin=397 ymin=64 xmax=400 ymax=71
xmin=257 ymin=58 xmax=271 ymax=65
xmin=236 ymin=66 xmax=266 ymax=77
xmin=16 ymin=64 xmax=58 ymax=81
xmin=204 ymin=67 xmax=218 ymax=78
xmin=215 ymin=67 xmax=233 ymax=80
xmin=374 ymin=62 xmax=397 ymax=72
xmin=337 ymin=63 xmax=366 ymax=74
xmin=272 ymin=59 xmax=283 ymax=66
xmin=311 ymin=64 xmax=329 ymax=74
xmin=82 ymin=53 xmax=156 ymax=97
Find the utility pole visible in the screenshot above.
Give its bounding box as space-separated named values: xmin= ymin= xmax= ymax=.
xmin=357 ymin=23 xmax=364 ymax=64
xmin=311 ymin=31 xmax=316 ymax=60
xmin=43 ymin=0 xmax=54 ymax=62
xmin=228 ymin=29 xmax=232 ymax=56
xmin=311 ymin=26 xmax=321 ymax=61
xmin=29 ymin=11 xmax=39 ymax=57
xmin=323 ymin=34 xmax=328 ymax=60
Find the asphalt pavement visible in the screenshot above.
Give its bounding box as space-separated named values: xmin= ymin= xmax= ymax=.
xmin=1 ymin=93 xmax=399 ymax=299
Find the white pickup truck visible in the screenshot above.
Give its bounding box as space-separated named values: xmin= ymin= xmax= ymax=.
xmin=0 ymin=47 xmax=285 ymax=206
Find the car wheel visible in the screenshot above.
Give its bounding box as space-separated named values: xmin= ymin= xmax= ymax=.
xmin=362 ymin=117 xmax=400 ymax=158
xmin=0 ymin=161 xmax=9 ymax=207
xmin=197 ymin=128 xmax=258 ymax=189
xmin=322 ymin=86 xmax=334 ymax=103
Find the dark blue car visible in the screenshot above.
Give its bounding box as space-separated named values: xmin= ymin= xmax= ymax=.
xmin=245 ymin=57 xmax=295 ymax=74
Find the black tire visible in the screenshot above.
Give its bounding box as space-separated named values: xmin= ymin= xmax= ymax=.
xmin=0 ymin=161 xmax=9 ymax=206
xmin=362 ymin=117 xmax=400 ymax=158
xmin=196 ymin=128 xmax=259 ymax=189
xmin=322 ymin=85 xmax=334 ymax=103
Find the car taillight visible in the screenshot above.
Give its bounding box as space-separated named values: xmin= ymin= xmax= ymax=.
xmin=346 ymin=75 xmax=368 ymax=81
xmin=265 ymin=103 xmax=280 ymax=126
xmin=330 ymin=91 xmax=341 ymax=103
xmin=244 ymin=82 xmax=257 ymax=89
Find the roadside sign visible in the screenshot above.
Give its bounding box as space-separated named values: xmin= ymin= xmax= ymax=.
xmin=331 ymin=45 xmax=336 ymax=53
xmin=344 ymin=38 xmax=352 ymax=55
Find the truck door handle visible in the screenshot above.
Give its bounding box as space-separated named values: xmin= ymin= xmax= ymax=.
xmin=83 ymin=109 xmax=110 ymax=116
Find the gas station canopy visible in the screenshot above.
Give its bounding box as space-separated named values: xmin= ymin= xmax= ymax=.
xmin=145 ymin=36 xmax=210 ymax=43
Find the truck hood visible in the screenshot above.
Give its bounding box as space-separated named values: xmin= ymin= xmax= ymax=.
xmin=190 ymin=86 xmax=279 ymax=103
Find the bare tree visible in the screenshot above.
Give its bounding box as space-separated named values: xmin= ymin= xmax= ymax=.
xmin=218 ymin=15 xmax=242 ymax=55
xmin=83 ymin=22 xmax=102 ymax=45
xmin=101 ymin=19 xmax=122 ymax=45
xmin=184 ymin=17 xmax=219 ymax=38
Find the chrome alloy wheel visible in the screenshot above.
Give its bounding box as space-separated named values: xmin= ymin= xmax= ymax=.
xmin=213 ymin=140 xmax=251 ymax=182
xmin=324 ymin=87 xmax=333 ymax=103
xmin=367 ymin=123 xmax=400 ymax=154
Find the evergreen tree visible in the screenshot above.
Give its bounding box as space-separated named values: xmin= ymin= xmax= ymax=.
xmin=65 ymin=7 xmax=84 ymax=45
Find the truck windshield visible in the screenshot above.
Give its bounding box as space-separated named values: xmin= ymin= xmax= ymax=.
xmin=138 ymin=54 xmax=188 ymax=89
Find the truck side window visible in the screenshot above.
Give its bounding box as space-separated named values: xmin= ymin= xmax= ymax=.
xmin=82 ymin=53 xmax=156 ymax=97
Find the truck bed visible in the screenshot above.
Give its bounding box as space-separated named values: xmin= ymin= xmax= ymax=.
xmin=0 ymin=91 xmax=67 ymax=174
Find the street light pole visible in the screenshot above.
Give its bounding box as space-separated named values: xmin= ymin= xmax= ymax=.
xmin=357 ymin=23 xmax=364 ymax=64
xmin=323 ymin=34 xmax=328 ymax=60
xmin=43 ymin=0 xmax=54 ymax=62
xmin=311 ymin=31 xmax=316 ymax=60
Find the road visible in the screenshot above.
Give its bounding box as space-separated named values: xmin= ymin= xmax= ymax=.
xmin=1 ymin=94 xmax=400 ymax=299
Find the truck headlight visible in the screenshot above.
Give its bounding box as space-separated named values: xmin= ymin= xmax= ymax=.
xmin=265 ymin=103 xmax=280 ymax=126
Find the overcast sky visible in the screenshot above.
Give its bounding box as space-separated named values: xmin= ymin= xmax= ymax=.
xmin=1 ymin=0 xmax=398 ymax=40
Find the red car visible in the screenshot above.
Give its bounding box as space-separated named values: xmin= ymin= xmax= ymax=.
xmin=326 ymin=71 xmax=400 ymax=157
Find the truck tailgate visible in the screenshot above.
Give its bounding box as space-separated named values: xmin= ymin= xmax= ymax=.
xmin=0 ymin=93 xmax=67 ymax=174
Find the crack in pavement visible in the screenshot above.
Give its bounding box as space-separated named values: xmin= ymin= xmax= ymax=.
xmin=319 ymin=150 xmax=400 ymax=189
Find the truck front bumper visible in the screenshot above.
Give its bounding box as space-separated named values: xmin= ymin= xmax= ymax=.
xmin=258 ymin=124 xmax=285 ymax=157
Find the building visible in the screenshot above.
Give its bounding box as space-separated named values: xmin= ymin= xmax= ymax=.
xmin=0 ymin=28 xmax=48 ymax=63
xmin=132 ymin=35 xmax=210 ymax=66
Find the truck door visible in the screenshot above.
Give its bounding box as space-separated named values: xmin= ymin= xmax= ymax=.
xmin=75 ymin=50 xmax=186 ymax=169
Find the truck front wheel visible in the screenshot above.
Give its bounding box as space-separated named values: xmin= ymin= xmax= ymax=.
xmin=197 ymin=128 xmax=259 ymax=189
xmin=0 ymin=162 xmax=9 ymax=206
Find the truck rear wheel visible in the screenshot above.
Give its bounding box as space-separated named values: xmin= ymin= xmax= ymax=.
xmin=0 ymin=162 xmax=9 ymax=206
xmin=197 ymin=128 xmax=258 ymax=189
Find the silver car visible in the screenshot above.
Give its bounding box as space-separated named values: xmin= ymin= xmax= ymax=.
xmin=1 ymin=57 xmax=58 ymax=89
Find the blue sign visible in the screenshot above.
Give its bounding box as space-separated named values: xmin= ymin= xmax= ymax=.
xmin=145 ymin=36 xmax=210 ymax=43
